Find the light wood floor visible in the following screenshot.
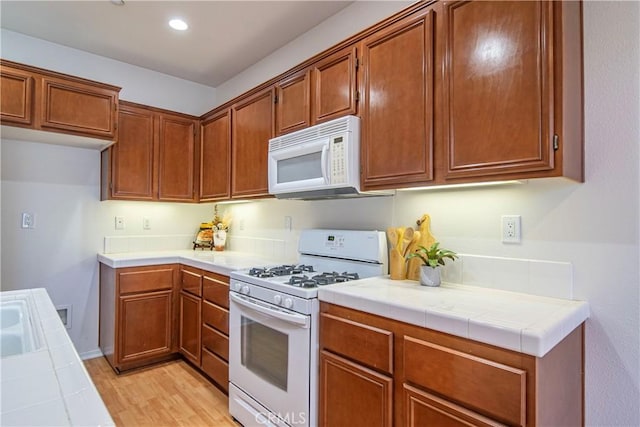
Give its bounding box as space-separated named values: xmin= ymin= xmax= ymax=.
xmin=85 ymin=357 xmax=238 ymax=427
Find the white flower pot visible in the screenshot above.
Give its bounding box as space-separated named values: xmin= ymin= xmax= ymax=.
xmin=419 ymin=266 xmax=441 ymax=287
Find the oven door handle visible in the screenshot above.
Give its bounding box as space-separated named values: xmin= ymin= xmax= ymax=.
xmin=230 ymin=292 xmax=310 ymax=328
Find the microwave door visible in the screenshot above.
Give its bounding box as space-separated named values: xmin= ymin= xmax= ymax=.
xmin=269 ymin=138 xmax=330 ymax=194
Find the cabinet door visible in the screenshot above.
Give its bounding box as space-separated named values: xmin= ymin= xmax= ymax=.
xmin=179 ymin=291 xmax=201 ymax=366
xmin=275 ymin=70 xmax=311 ymax=135
xmin=118 ymin=290 xmax=173 ymax=364
xmin=110 ymin=104 xmax=156 ymax=200
xmin=200 ymin=109 xmax=231 ymax=201
xmin=40 ymin=76 xmax=117 ymax=139
xmin=403 ymin=384 xmax=505 ymax=427
xmin=311 ymin=45 xmax=358 ymax=124
xmin=442 ymin=1 xmax=554 ymax=179
xmin=158 ymin=113 xmax=197 ymax=201
xmin=231 ymin=88 xmax=274 ymax=198
xmin=360 ymin=8 xmax=435 ymax=190
xmin=319 ymin=351 xmax=392 ymax=427
xmin=0 ymin=67 xmax=33 ymax=125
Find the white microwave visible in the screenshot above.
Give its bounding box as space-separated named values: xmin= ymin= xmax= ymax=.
xmin=268 ymin=115 xmax=361 ymax=199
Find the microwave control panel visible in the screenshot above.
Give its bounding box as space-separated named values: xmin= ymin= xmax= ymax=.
xmin=330 ymin=136 xmax=347 ymax=184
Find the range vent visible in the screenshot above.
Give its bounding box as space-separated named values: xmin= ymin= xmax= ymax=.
xmin=269 ymin=115 xmax=358 ymax=151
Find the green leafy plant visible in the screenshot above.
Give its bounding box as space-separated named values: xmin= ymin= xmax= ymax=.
xmin=406 ymin=242 xmax=457 ymax=269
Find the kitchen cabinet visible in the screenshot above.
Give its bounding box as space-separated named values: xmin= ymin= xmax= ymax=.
xmin=311 ymin=45 xmax=358 ymax=125
xmin=179 ymin=266 xmax=202 ymax=366
xmin=201 ymin=272 xmax=230 ymax=392
xmin=102 ymin=101 xmax=199 ymax=202
xmin=440 ymin=0 xmax=583 ymax=182
xmin=359 ymin=6 xmax=436 ymax=190
xmin=275 ymin=70 xmax=311 ymax=135
xmin=0 ymin=64 xmax=33 ymax=126
xmin=231 ymin=87 xmax=275 ymax=198
xmin=177 ymin=265 xmax=230 ymax=392
xmin=99 ymin=263 xmax=178 ymax=372
xmin=319 ymin=302 xmax=584 ymax=427
xmin=0 ymin=59 xmax=119 ymax=139
xmin=200 ymin=109 xmax=231 ymax=201
xmin=319 ymin=312 xmax=394 ymax=427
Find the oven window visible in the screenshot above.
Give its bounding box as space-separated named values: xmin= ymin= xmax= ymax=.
xmin=240 ymin=316 xmax=289 ymax=391
xmin=277 ymin=152 xmax=322 ymax=183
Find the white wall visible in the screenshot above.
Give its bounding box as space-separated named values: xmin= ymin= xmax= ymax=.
xmin=0 ymin=29 xmax=216 ymax=115
xmin=0 ymin=139 xmax=215 ymax=356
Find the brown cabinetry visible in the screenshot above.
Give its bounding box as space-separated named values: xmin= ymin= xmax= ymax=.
xmin=103 ymin=101 xmax=198 ymax=202
xmin=231 ymin=88 xmax=275 ymax=198
xmin=200 ymin=109 xmax=231 ymax=201
xmin=0 ymin=59 xmax=119 ymax=139
xmin=360 ymin=7 xmax=435 ymax=190
xmin=311 ymin=45 xmax=358 ymax=125
xmin=177 ymin=265 xmax=230 ymax=392
xmin=440 ymin=1 xmax=580 ymax=182
xmin=99 ymin=263 xmax=178 ymax=372
xmin=275 ymin=70 xmax=311 ymax=135
xmin=319 ymin=302 xmax=584 ymax=427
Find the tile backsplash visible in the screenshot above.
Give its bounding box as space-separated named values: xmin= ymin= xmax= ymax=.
xmin=441 ymin=254 xmax=573 ymax=299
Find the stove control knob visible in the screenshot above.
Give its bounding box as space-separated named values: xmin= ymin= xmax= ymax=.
xmin=241 ymin=285 xmax=250 ymax=295
xmin=283 ymin=298 xmax=293 ymax=309
xmin=273 ymin=295 xmax=282 ymax=305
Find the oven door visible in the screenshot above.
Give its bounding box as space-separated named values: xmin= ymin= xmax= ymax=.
xmin=268 ymin=137 xmax=330 ymax=195
xmin=229 ymin=292 xmax=311 ymax=426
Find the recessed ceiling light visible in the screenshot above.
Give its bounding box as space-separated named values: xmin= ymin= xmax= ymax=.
xmin=169 ymin=18 xmax=188 ymax=31
xmin=110 ymin=0 xmax=125 ymax=5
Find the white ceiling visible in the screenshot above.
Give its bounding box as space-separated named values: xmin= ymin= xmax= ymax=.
xmin=0 ymin=1 xmax=353 ymax=88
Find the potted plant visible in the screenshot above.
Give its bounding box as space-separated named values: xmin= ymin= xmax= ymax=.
xmin=212 ymin=204 xmax=232 ymax=251
xmin=406 ymin=242 xmax=457 ymax=287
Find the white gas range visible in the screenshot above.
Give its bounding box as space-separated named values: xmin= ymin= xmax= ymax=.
xmin=228 ymin=229 xmax=387 ymax=427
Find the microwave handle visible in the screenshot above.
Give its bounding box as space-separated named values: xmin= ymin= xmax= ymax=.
xmin=321 ymin=145 xmax=329 ymax=184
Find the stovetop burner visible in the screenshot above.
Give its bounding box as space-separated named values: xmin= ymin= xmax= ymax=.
xmin=285 ymin=271 xmax=360 ymax=288
xmin=249 ymin=264 xmax=316 ymax=278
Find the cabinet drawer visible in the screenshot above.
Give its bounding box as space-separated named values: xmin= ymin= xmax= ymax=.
xmin=201 ymin=348 xmax=229 ymax=393
xmin=118 ymin=267 xmax=174 ymax=294
xmin=202 ymin=324 xmax=229 ymax=361
xmin=403 ymin=336 xmax=526 ymax=426
xmin=202 ymin=300 xmax=229 ymax=334
xmin=203 ymin=274 xmax=229 ymax=308
xmin=181 ymin=267 xmax=202 ymax=297
xmin=320 ymin=313 xmax=393 ymax=374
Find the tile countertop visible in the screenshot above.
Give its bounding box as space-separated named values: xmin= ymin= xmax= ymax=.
xmin=317 ymin=277 xmax=590 ymax=358
xmin=0 ymin=288 xmax=114 ymax=427
xmin=97 ymin=249 xmax=280 ymax=274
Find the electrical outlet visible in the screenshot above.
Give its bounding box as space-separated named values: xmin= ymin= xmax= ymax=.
xmin=284 ymin=216 xmax=292 ymax=231
xmin=21 ymin=212 xmax=35 ymax=229
xmin=239 ymin=218 xmax=245 ymax=231
xmin=115 ymin=216 xmax=125 ymax=230
xmin=501 ymin=215 xmax=521 ymax=243
xmin=143 ymin=217 xmax=151 ymax=230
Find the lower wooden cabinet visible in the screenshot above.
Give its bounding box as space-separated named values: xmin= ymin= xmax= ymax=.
xmin=99 ymin=263 xmax=178 ymax=372
xmin=177 ymin=265 xmax=230 ymax=392
xmin=319 ymin=302 xmax=584 ymax=427
xmin=319 ymin=351 xmax=393 ymax=427
xmin=179 ymin=290 xmax=201 ymax=366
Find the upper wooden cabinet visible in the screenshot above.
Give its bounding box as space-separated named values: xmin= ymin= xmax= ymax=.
xmin=158 ymin=113 xmax=198 ymax=201
xmin=103 ymin=101 xmax=198 ymax=202
xmin=360 ymin=7 xmax=436 ymax=190
xmin=440 ymin=0 xmax=581 ymax=182
xmin=200 ymin=109 xmax=231 ymax=201
xmin=311 ymin=45 xmax=358 ymax=125
xmin=0 ymin=59 xmax=120 ymax=140
xmin=275 ymin=70 xmax=311 ymax=135
xmin=0 ymin=66 xmax=34 ymax=126
xmin=231 ymin=87 xmax=275 ymax=198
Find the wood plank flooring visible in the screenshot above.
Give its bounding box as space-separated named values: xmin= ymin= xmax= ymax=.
xmin=85 ymin=357 xmax=238 ymax=427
